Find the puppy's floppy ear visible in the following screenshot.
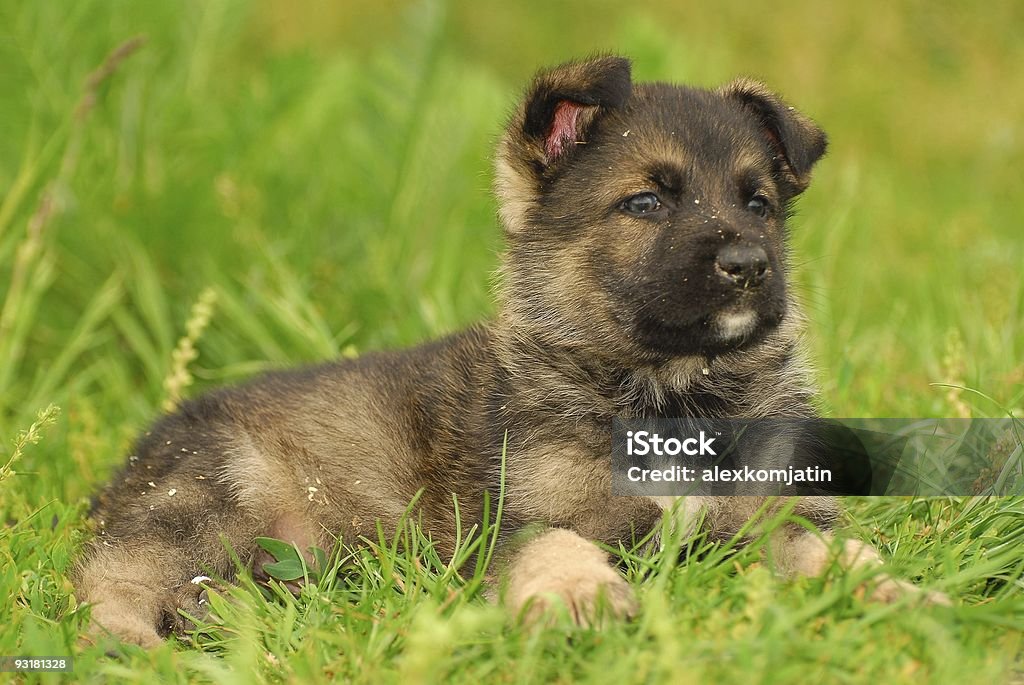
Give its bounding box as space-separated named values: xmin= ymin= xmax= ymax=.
xmin=496 ymin=56 xmax=631 ymax=234
xmin=721 ymin=79 xmax=828 ymax=196
xmin=520 ymin=55 xmax=632 ymax=163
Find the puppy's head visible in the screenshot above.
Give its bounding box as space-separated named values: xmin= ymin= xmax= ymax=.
xmin=496 ymin=56 xmax=826 ymax=365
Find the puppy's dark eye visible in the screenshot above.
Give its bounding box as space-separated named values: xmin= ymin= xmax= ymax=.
xmin=621 ymin=192 xmax=663 ymax=215
xmin=746 ymin=195 xmax=770 ymax=218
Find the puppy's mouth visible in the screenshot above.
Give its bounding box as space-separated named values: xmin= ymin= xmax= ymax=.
xmin=714 ymin=308 xmax=759 ymax=342
xmin=613 ymin=244 xmax=788 ymax=358
xmin=632 ymin=304 xmax=783 ymax=357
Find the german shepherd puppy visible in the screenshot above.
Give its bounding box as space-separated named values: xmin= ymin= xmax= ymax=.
xmin=77 ymin=56 xmax=944 ymax=646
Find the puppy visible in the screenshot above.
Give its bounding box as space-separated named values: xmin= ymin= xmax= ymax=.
xmin=76 ymin=56 xmax=943 ymax=647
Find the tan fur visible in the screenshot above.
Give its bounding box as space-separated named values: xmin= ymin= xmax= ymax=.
xmin=493 ymin=151 xmax=536 ymax=235
xmin=771 ymin=529 xmax=950 ymax=605
xmin=77 ymin=543 xmax=203 ymax=647
xmin=505 ymin=528 xmax=637 ymax=627
xmin=505 ymin=442 xmax=662 ymax=543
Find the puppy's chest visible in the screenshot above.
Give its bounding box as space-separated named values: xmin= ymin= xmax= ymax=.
xmin=494 ymin=382 xmax=741 ymax=537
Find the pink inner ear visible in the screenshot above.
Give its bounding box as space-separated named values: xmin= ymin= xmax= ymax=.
xmin=545 ymin=100 xmax=585 ymax=160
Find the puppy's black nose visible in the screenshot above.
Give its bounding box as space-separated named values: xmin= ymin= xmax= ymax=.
xmin=715 ymin=244 xmax=769 ymax=288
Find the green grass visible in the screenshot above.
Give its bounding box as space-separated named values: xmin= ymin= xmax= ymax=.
xmin=1 ymin=0 xmax=1022 ymax=682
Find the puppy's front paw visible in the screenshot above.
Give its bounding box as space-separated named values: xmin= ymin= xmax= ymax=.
xmin=514 ymin=566 xmax=637 ymax=627
xmin=777 ymin=533 xmax=951 ymax=607
xmin=504 ymin=528 xmax=636 ymax=628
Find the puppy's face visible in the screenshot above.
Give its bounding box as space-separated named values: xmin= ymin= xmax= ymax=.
xmin=497 ymin=57 xmax=826 ymax=364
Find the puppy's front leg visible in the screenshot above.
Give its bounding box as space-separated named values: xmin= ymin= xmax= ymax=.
xmin=503 ymin=528 xmax=636 ymax=627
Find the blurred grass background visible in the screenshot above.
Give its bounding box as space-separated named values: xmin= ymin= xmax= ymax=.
xmin=1 ymin=0 xmax=1022 ymax=682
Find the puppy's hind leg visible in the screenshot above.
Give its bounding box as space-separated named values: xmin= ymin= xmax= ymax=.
xmin=76 ymin=485 xmax=263 ymax=647
xmin=76 ymin=541 xmax=202 ymax=648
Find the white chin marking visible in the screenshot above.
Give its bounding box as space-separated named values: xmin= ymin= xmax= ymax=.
xmin=717 ymin=310 xmax=758 ymax=340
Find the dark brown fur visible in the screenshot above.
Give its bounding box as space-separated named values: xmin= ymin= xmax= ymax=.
xmin=77 ymin=56 xmax=944 ymax=647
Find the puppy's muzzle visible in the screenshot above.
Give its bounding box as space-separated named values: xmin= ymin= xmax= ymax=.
xmin=714 ymin=243 xmax=769 ymax=289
